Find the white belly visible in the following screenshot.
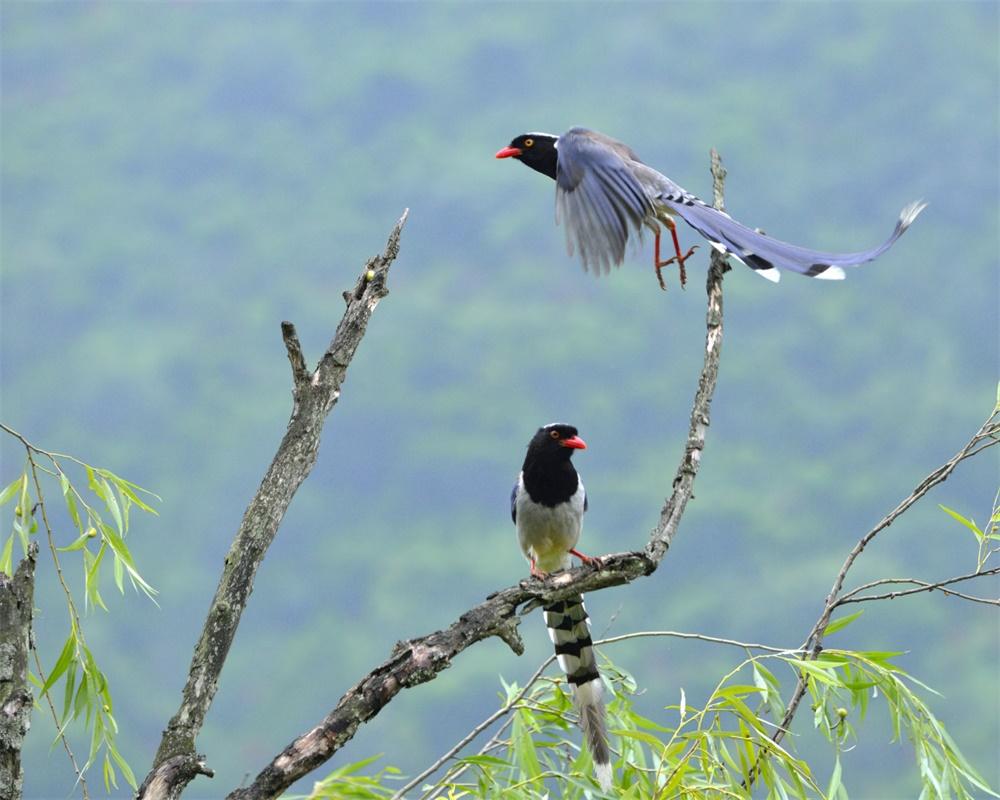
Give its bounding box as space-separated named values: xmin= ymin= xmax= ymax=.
xmin=515 ymin=476 xmax=585 ymax=573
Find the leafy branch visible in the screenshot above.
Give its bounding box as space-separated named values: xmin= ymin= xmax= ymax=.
xmin=760 ymin=402 xmax=1000 ymax=776
xmin=0 ymin=423 xmax=160 ymax=794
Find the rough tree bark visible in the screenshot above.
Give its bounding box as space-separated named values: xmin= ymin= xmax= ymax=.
xmin=137 ymin=211 xmax=409 ymax=800
xmin=223 ymin=152 xmax=733 ymax=800
xmin=0 ymin=542 xmax=38 ymax=800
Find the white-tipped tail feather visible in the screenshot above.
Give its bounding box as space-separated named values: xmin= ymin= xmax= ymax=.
xmin=544 ymin=595 xmax=612 ymax=790
xmin=575 ymin=676 xmax=612 ymax=791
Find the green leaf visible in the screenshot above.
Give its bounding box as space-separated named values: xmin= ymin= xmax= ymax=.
xmin=62 ymin=663 xmax=77 ymax=724
xmin=108 ymin=742 xmax=137 ymax=789
xmin=0 ymin=533 xmax=14 ymax=575
xmin=827 ymin=755 xmax=843 ymax=799
xmin=42 ymin=633 xmax=77 ymax=694
xmin=457 ymin=754 xmax=512 ymax=768
xmin=60 ymin=472 xmax=83 ymax=530
xmin=939 ymin=504 xmax=983 ymax=539
xmin=58 ymin=531 xmax=93 ymax=552
xmin=100 ymin=478 xmax=124 ymax=533
xmin=0 ymin=474 xmax=25 ymax=506
xmin=824 ymin=610 xmax=864 ymax=637
xmin=512 ymin=708 xmax=542 ymax=782
xmin=786 ymin=658 xmax=840 ymax=686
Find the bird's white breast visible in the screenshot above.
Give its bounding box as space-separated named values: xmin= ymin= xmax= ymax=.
xmin=514 ymin=473 xmax=586 ymax=573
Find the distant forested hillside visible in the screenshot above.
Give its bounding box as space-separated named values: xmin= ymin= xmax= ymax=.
xmin=2 ymin=2 xmax=997 ymax=797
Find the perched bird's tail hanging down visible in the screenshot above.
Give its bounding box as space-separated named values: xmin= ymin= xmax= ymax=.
xmin=544 ymin=594 xmax=612 ymax=791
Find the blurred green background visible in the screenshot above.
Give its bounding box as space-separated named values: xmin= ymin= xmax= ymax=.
xmin=2 ymin=2 xmax=997 ymax=798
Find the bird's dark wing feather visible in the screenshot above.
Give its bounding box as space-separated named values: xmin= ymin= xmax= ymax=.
xmin=555 ymin=128 xmax=654 ymax=274
xmin=510 ymin=482 xmax=518 ymax=524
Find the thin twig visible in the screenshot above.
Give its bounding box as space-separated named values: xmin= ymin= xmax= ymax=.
xmin=598 ymin=629 xmax=797 ymax=654
xmin=759 ymin=406 xmax=1000 ymax=768
xmin=410 ymin=628 xmax=795 ymax=797
xmin=393 ymin=655 xmax=557 ymax=799
xmin=835 ymin=567 xmax=1000 ymax=607
xmin=31 ymin=644 xmax=90 ymax=800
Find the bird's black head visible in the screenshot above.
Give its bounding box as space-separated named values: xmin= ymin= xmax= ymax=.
xmin=496 ymin=132 xmax=559 ymax=180
xmin=524 ymin=423 xmax=587 ymax=466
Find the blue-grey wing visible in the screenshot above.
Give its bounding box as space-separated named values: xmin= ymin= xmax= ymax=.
xmin=510 ymin=482 xmax=519 ymax=524
xmin=555 ymin=127 xmax=654 ymax=274
xmin=659 ymin=188 xmax=927 ymax=281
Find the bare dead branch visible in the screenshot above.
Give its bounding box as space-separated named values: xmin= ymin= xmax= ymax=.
xmin=224 ymin=155 xmax=732 ymax=800
xmin=137 ymin=210 xmax=409 ymax=800
xmin=281 ymin=322 xmax=309 ymax=389
xmin=0 ymin=543 xmax=38 ymax=800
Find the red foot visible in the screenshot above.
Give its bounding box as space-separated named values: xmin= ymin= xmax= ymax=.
xmin=569 ymin=548 xmax=602 ymax=568
xmin=654 ymin=231 xmax=697 ymax=291
xmin=529 ymin=559 xmax=547 ymax=579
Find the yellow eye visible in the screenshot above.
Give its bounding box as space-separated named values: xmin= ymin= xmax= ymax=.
xmin=524 ymin=138 xmax=534 ymax=148
xmin=549 ymin=429 xmax=560 ymax=439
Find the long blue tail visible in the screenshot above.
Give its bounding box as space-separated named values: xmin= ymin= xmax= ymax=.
xmin=663 ymin=198 xmax=927 ymax=282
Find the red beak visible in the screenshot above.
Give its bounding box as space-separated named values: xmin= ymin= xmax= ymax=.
xmin=495 ymin=146 xmax=522 ymax=159
xmin=560 ymin=435 xmax=587 ymax=450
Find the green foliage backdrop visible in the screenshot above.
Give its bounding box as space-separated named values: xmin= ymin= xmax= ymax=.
xmin=2 ymin=2 xmax=997 ymax=797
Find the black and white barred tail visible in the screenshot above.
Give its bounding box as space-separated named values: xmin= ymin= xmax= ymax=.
xmin=544 ymin=595 xmax=612 ymax=790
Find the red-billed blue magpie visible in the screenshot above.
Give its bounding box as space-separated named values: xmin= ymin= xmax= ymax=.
xmin=496 ymin=127 xmax=926 ymax=290
xmin=511 ymin=423 xmax=610 ymax=790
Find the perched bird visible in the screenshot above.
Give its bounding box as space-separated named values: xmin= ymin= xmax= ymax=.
xmin=496 ymin=127 xmax=926 ymax=290
xmin=511 ymin=423 xmax=610 ymax=790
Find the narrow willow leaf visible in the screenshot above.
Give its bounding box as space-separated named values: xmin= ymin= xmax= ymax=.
xmin=114 ymin=553 xmax=125 ymax=593
xmin=752 ymin=663 xmax=770 ymax=704
xmin=73 ymin=673 xmax=90 ymax=721
xmin=787 ymin=659 xmax=840 ymax=686
xmin=103 ymin=751 xmax=117 ymax=791
xmin=457 ymin=755 xmax=512 ymax=768
xmin=827 ymin=755 xmax=843 ymax=799
xmin=100 ymin=478 xmax=123 ymax=533
xmin=614 ymin=729 xmax=669 ymax=749
xmin=824 ymin=610 xmax=864 ymax=637
xmin=0 ymin=474 xmax=25 ymax=506
xmin=512 ymin=709 xmax=542 ymax=781
xmin=100 ymin=523 xmax=136 ymax=567
xmin=60 ymin=473 xmax=83 ymax=530
xmin=938 ymin=504 xmax=983 ymax=539
xmin=0 ymin=533 xmax=14 ymax=575
xmin=16 ymin=478 xmax=31 ymax=550
xmin=42 ymin=634 xmax=77 ymax=693
xmin=62 ymin=663 xmax=77 ymax=724
xmin=115 ymin=480 xmax=158 ymax=515
xmin=57 ymin=531 xmax=93 ymax=552
xmin=725 ymin=693 xmax=768 ymax=735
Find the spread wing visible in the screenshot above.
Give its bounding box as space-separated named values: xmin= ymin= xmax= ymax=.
xmin=555 ymin=127 xmax=654 ymax=274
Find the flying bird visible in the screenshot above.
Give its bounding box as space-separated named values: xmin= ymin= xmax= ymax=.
xmin=511 ymin=423 xmax=611 ymax=790
xmin=496 ymin=127 xmax=926 ymax=290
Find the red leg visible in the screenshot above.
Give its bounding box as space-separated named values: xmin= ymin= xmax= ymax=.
xmin=530 ymin=558 xmax=547 ymax=579
xmin=654 ymin=233 xmax=668 ymax=291
xmin=668 ymin=223 xmax=693 ymax=289
xmin=653 ymin=219 xmax=697 ymax=290
xmin=569 ymin=548 xmax=602 ymax=568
